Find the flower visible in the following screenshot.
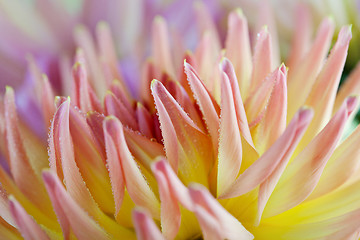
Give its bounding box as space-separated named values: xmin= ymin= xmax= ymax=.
xmin=1 ymin=1 xmax=360 ymax=240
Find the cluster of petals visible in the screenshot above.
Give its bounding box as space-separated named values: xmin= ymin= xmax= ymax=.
xmin=1 ymin=1 xmax=360 ymax=240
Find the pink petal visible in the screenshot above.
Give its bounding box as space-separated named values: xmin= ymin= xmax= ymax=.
xmin=9 ymin=197 xmax=49 ymax=240
xmin=287 ymin=17 xmax=335 ymax=119
xmin=96 ymin=21 xmax=125 ymax=89
xmin=151 ymin=158 xmax=181 ymax=239
xmin=334 ymin=62 xmax=360 ymax=113
xmin=151 ymin=80 xmax=213 ymax=187
xmin=43 ymin=171 xmax=130 ymax=240
xmin=263 ymin=97 xmax=357 ymax=217
xmin=49 ymin=99 xmax=118 ymax=231
xmin=74 ymin=25 xmax=107 ymax=98
xmin=133 ymin=208 xmax=165 ymax=240
xmin=250 ymin=26 xmax=272 ymax=92
xmin=152 ymin=16 xmax=175 ymax=78
xmin=123 ymin=128 xmax=165 ymax=171
xmin=103 ymin=117 xmax=160 ymax=219
xmin=286 ymin=4 xmax=312 ymax=69
xmin=302 ymin=26 xmax=352 ymax=142
xmin=255 ymin=0 xmax=280 ymax=68
xmin=136 ymin=102 xmax=153 ymax=138
xmin=225 ymin=9 xmax=252 ymax=99
xmin=189 ymin=184 xmax=254 ymax=240
xmin=309 ymin=120 xmax=360 ymax=199
xmin=184 ymin=62 xmax=220 ymax=152
xmin=4 ymin=87 xmax=52 ymax=213
xmin=104 ymin=91 xmax=138 ymax=130
xmin=216 ymin=71 xmax=243 ymax=196
xmin=245 ymin=67 xmax=277 ymax=127
xmin=220 ymin=58 xmax=254 ymax=147
xmin=253 ymin=64 xmax=287 ymax=154
xmin=72 ymin=58 xmax=102 ymax=113
xmin=220 ymin=108 xmax=313 ymax=199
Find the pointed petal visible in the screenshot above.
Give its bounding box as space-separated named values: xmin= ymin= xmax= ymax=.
xmin=257 ymin=108 xmax=313 ymax=224
xmin=103 ymin=116 xmax=160 ymax=219
xmin=86 ymin=111 xmax=106 ymax=151
xmin=334 ymin=62 xmax=360 ymax=113
xmin=184 ymin=62 xmax=220 ymax=152
xmin=250 ymin=26 xmax=272 ymax=92
xmin=0 ymin=167 xmax=59 ymax=231
xmin=136 ymin=102 xmax=153 ymax=138
xmin=66 ymin=101 xmax=113 ymax=213
xmin=0 ymin=188 xmax=15 ymax=227
xmin=174 ymin=82 xmax=205 ymax=132
xmin=103 ymin=118 xmax=125 ymax=218
xmin=194 ymin=32 xmax=221 ymax=94
xmin=109 ymin=79 xmax=134 ymax=115
xmin=42 ymin=171 xmax=112 ymax=240
xmin=151 ymin=80 xmax=213 ymax=187
xmin=40 ymin=75 xmax=56 ymax=127
xmin=220 ymin=58 xmax=253 ymax=147
xmin=152 ymin=159 xmax=200 ymax=239
xmin=297 ymin=26 xmax=352 ymax=152
xmin=72 ymin=59 xmax=102 ymax=113
xmin=193 ymin=1 xmax=220 ymax=52
xmin=309 ymin=120 xmax=360 ymax=199
xmin=4 ymin=87 xmax=52 ymax=213
xmin=151 ymin=159 xmax=181 ymax=239
xmin=104 ymin=91 xmax=138 ymax=130
xmin=9 ymin=197 xmax=49 ymax=240
xmin=264 ymin=97 xmax=357 ymax=217
xmin=49 ymin=99 xmax=101 ymax=214
xmin=49 ymin=100 xmax=128 ymax=238
xmin=253 ymin=64 xmax=287 ymax=154
xmin=74 ymin=25 xmax=106 ymax=98
xmin=287 ymin=4 xmax=312 ymax=69
xmin=133 ymin=208 xmax=165 ymax=240
xmin=152 ymin=16 xmax=175 ymax=78
xmin=216 ymin=71 xmax=242 ymax=196
xmin=245 ymin=67 xmax=277 ymax=126
xmin=220 ymin=108 xmax=313 ymax=199
xmin=287 ymin=18 xmax=335 ymax=119
xmin=151 ymin=159 xmax=193 ymax=210
xmin=96 ymin=21 xmax=126 ymax=90
xmin=189 ymin=184 xmax=254 ymax=240
xmin=255 ymin=0 xmax=280 ymax=68
xmin=225 ymin=9 xmax=252 ymax=99
xmin=123 ymin=128 xmax=165 ymax=171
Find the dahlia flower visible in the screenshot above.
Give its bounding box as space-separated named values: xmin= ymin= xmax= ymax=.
xmin=1 ymin=1 xmax=360 ymax=240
